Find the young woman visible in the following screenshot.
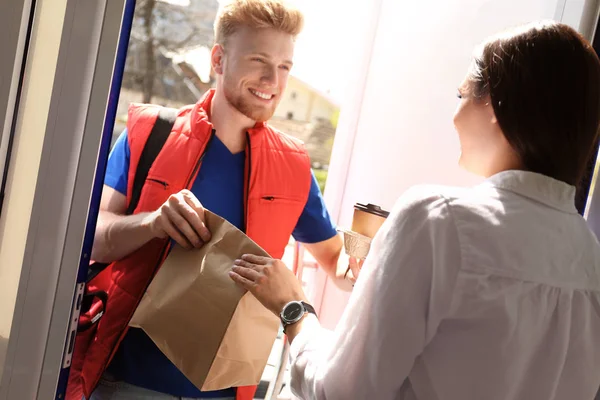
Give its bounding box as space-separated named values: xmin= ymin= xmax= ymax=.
xmin=230 ymin=21 xmax=600 ymax=400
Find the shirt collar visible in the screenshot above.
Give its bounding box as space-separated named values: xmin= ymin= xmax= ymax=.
xmin=478 ymin=170 xmax=578 ymax=214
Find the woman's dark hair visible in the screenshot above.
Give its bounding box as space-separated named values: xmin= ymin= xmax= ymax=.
xmin=467 ymin=21 xmax=600 ymax=185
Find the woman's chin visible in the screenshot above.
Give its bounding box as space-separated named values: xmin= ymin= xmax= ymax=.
xmin=458 ymin=155 xmax=484 ymax=177
xmin=458 ymin=153 xmax=467 ymax=170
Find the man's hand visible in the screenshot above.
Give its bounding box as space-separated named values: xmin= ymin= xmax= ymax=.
xmin=229 ymin=255 xmax=307 ymax=316
xmin=302 ymin=235 xmax=368 ymax=290
xmin=147 ymin=189 xmax=211 ymax=249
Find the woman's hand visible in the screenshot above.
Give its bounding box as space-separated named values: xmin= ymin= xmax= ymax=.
xmin=343 ymin=256 xmax=365 ymax=286
xmin=229 ymin=254 xmax=307 ymax=316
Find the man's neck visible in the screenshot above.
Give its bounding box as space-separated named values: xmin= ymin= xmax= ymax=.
xmin=210 ymin=90 xmax=256 ymax=154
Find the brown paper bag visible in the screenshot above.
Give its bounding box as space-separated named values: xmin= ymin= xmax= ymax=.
xmin=129 ymin=211 xmax=280 ymax=391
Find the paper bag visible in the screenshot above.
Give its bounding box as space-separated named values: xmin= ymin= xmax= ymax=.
xmin=130 ymin=211 xmax=280 ymax=391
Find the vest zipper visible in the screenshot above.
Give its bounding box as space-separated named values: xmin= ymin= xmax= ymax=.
xmin=263 ymin=196 xmax=275 ymax=201
xmin=244 ymin=132 xmax=252 ymax=234
xmin=103 ymin=129 xmax=216 ymax=387
xmin=189 ymin=129 xmax=216 ymax=185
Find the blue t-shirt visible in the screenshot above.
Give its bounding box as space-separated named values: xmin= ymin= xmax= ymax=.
xmin=104 ymin=129 xmax=336 ymax=397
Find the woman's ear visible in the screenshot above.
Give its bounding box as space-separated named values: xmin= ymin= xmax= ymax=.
xmin=483 ymin=96 xmax=498 ymax=124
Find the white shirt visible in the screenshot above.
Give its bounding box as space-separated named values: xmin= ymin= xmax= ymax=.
xmin=290 ymin=171 xmax=600 ymax=400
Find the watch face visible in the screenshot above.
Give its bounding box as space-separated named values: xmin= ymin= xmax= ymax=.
xmin=282 ymin=302 xmax=304 ymax=322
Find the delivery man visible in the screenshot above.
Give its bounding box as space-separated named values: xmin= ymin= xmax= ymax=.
xmin=67 ymin=0 xmax=355 ymax=399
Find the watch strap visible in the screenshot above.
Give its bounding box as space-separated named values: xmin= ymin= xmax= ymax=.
xmin=301 ymin=301 xmax=317 ymax=316
xmin=282 ymin=301 xmax=317 ymax=334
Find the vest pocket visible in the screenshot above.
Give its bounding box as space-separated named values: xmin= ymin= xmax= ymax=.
xmin=260 ymin=195 xmax=304 ymax=204
xmin=136 ymin=177 xmax=173 ymax=213
xmin=146 ymin=178 xmax=169 ymax=189
xmin=252 ymin=195 xmax=305 ymax=257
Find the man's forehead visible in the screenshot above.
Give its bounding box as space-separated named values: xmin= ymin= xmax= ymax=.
xmin=228 ymin=27 xmax=294 ymax=56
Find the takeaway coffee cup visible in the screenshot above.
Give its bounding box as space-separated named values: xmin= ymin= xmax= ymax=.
xmin=341 ymin=203 xmax=390 ymax=260
xmin=351 ymin=203 xmax=390 ymax=239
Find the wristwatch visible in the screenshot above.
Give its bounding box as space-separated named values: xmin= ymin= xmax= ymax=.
xmin=280 ymin=300 xmax=317 ymax=333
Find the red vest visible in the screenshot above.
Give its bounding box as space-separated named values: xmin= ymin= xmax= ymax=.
xmin=67 ymin=89 xmax=312 ymax=400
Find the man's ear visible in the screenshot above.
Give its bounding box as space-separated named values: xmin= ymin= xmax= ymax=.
xmin=211 ymin=44 xmax=225 ymax=75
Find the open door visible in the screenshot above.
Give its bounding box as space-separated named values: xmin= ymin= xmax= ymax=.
xmin=0 ymin=0 xmax=129 ymax=398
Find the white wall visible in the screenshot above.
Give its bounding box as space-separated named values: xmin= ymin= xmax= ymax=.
xmin=560 ymin=0 xmax=600 ymax=38
xmin=318 ymin=0 xmax=574 ymax=329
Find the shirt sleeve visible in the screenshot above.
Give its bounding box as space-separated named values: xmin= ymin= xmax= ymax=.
xmin=104 ymin=129 xmax=131 ymax=195
xmin=288 ymin=186 xmax=463 ymax=399
xmin=292 ymin=171 xmax=338 ymax=244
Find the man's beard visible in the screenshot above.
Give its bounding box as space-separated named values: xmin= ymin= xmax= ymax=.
xmin=223 ymin=84 xmax=276 ymax=122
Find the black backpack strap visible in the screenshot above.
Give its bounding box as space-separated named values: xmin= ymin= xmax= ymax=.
xmin=86 ymin=107 xmax=178 ymax=284
xmin=125 ymin=107 xmax=178 ymax=215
